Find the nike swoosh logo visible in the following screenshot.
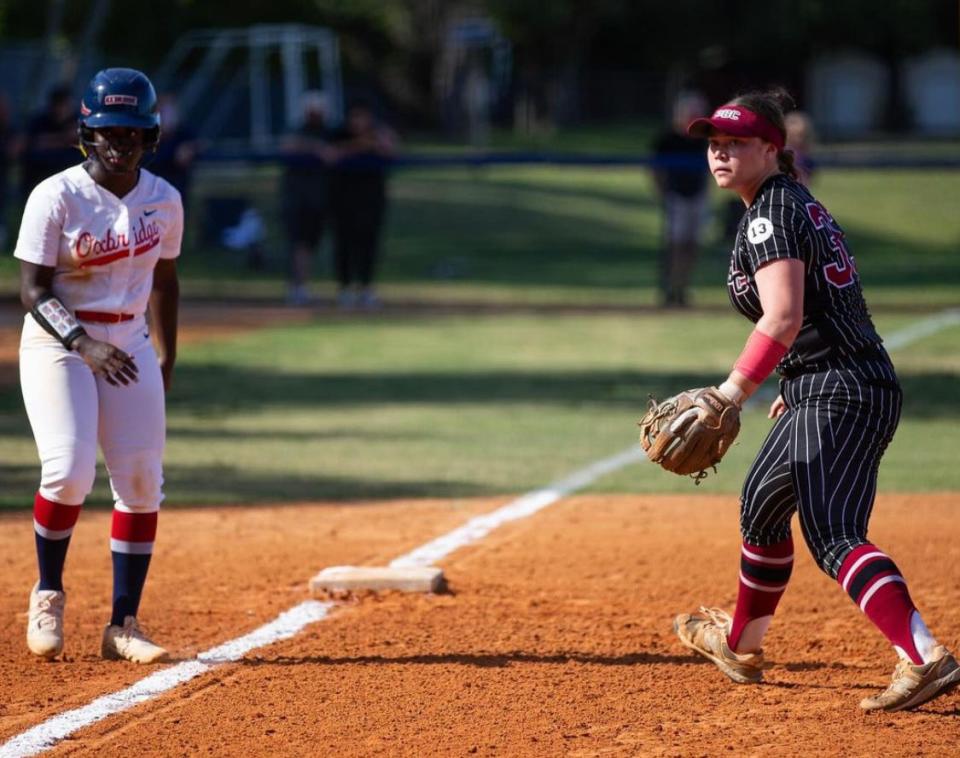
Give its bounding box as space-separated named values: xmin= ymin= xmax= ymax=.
xmin=144 ymin=209 xmax=157 ymax=216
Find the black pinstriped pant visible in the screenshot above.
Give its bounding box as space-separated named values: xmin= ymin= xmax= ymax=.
xmin=740 ymin=358 xmax=902 ymax=579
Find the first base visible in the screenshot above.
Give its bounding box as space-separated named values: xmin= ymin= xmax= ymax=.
xmin=309 ymin=565 xmax=445 ymax=594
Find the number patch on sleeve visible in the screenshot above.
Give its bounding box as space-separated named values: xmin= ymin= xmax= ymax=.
xmin=747 ymin=217 xmax=774 ymax=244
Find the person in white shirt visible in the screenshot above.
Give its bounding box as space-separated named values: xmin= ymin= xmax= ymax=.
xmin=16 ymin=68 xmax=182 ymax=664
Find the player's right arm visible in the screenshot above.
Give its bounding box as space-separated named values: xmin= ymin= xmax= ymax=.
xmin=18 ymin=264 xmax=139 ymax=388
xmin=718 ymin=193 xmax=807 ymax=407
xmin=16 ymin=180 xmax=138 ymax=387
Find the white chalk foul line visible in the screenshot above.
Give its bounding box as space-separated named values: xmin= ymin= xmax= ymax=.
xmin=391 ymin=445 xmax=646 ymax=569
xmin=5 ymin=306 xmax=956 ymax=757
xmin=0 ymin=601 xmax=334 ymax=758
xmin=882 ymin=308 xmax=960 ymax=351
xmin=0 ymin=445 xmax=647 ymax=758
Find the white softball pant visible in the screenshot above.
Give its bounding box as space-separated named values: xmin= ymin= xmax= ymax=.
xmin=19 ymin=314 xmax=166 ymax=513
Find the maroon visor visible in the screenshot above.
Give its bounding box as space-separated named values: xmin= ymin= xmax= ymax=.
xmin=687 ymin=105 xmax=785 ymax=150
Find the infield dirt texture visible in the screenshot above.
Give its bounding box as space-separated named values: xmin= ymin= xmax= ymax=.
xmin=0 ymin=493 xmax=958 ymax=755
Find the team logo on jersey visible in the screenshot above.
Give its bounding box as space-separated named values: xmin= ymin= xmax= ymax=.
xmin=728 ymin=269 xmax=750 ymax=296
xmin=72 ymin=217 xmax=162 ymax=268
xmin=132 ymin=217 xmax=162 ymax=256
xmin=74 ymin=229 xmax=129 ymax=265
xmin=747 ymin=217 xmax=774 ymax=244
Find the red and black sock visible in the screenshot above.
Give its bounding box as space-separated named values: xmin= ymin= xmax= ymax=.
xmin=837 ymin=544 xmax=922 ymax=664
xmin=728 ymin=537 xmax=794 ymax=652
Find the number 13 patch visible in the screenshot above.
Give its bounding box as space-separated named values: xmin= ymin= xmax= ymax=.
xmin=747 ymin=217 xmax=774 ymax=244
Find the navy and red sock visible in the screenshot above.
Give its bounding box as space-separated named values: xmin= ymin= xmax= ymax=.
xmin=110 ymin=510 xmax=158 ymax=627
xmin=33 ymin=492 xmax=81 ymax=592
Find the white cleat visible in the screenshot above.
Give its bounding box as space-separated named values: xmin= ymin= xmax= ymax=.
xmin=101 ymin=616 xmax=169 ymax=664
xmin=27 ymin=583 xmax=65 ymax=659
xmin=860 ymin=646 xmax=960 ymax=712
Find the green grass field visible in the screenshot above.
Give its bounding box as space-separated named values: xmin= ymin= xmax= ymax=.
xmin=0 ymin=160 xmax=958 ymax=507
xmin=5 ymin=161 xmax=953 ymax=307
xmin=186 ymin=165 xmax=960 ymax=309
xmin=0 ymin=309 xmax=957 ymax=508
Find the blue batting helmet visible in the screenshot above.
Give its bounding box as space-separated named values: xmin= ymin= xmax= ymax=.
xmin=78 ymin=68 xmax=160 ymax=158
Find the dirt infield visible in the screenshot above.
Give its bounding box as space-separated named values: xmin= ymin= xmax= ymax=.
xmin=1 ymin=493 xmax=958 ymax=756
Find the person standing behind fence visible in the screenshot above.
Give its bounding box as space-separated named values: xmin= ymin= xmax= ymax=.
xmin=281 ymin=91 xmax=335 ymax=306
xmin=19 ymin=84 xmax=78 ymax=204
xmin=651 ymin=91 xmax=711 ymax=308
xmin=784 ymin=110 xmax=817 ymax=186
xmin=150 ymin=93 xmax=201 ymax=209
xmin=0 ymin=93 xmax=22 ymax=250
xmin=329 ymin=98 xmax=398 ymax=310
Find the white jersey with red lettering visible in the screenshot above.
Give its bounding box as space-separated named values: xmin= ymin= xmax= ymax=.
xmin=15 ymin=162 xmax=182 ymax=514
xmin=14 ymin=164 xmax=182 ymax=316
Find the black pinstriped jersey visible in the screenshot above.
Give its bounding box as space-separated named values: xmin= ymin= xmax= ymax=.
xmin=727 ymin=173 xmax=882 ymax=375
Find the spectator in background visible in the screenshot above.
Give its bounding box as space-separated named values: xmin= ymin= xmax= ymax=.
xmin=281 ymin=91 xmax=334 ymax=306
xmin=463 ymin=53 xmax=492 ymax=147
xmin=329 ymin=98 xmax=398 ymax=310
xmin=0 ymin=93 xmax=22 ymax=250
xmin=652 ymin=91 xmax=711 ymax=308
xmin=20 ymin=84 xmax=78 ymax=203
xmin=784 ymin=110 xmax=817 ymax=185
xmin=150 ymin=93 xmax=201 ymax=208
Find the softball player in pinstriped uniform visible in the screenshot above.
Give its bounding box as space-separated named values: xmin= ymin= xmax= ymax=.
xmin=18 ymin=68 xmax=180 ymax=663
xmin=671 ymin=89 xmax=959 ymax=711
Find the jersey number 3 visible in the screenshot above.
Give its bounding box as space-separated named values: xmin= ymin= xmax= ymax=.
xmin=806 ymin=202 xmax=857 ymax=288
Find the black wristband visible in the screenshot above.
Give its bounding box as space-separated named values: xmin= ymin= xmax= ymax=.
xmin=31 ymin=294 xmax=87 ymax=349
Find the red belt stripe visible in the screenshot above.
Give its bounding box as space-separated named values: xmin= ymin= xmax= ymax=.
xmin=75 ymin=310 xmax=136 ymax=323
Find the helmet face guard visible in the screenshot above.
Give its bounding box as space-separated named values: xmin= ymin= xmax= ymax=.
xmin=78 ymin=67 xmax=161 ymax=167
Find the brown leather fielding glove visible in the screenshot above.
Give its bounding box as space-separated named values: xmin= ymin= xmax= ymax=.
xmin=637 ymin=387 xmax=741 ymax=481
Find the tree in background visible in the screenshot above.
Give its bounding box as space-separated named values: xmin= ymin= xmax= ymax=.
xmin=0 ymin=0 xmax=956 ymax=130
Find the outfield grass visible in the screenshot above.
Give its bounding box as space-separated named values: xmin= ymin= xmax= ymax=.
xmin=183 ymin=164 xmax=959 ymax=310
xmin=0 ymin=309 xmax=956 ymax=508
xmin=4 ymin=163 xmax=956 ymax=308
xmin=408 ymin=121 xmax=664 ymax=154
xmin=0 ymin=159 xmax=957 ymax=507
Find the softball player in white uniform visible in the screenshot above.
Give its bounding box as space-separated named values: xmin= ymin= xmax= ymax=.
xmin=18 ymin=68 xmax=181 ymax=663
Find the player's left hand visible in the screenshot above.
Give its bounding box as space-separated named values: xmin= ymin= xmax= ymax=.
xmin=638 ymin=386 xmax=741 ymax=481
xmin=74 ymin=335 xmax=139 ymax=387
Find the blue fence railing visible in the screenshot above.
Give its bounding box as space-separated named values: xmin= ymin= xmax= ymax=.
xmin=196 ymin=149 xmax=960 ymax=170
